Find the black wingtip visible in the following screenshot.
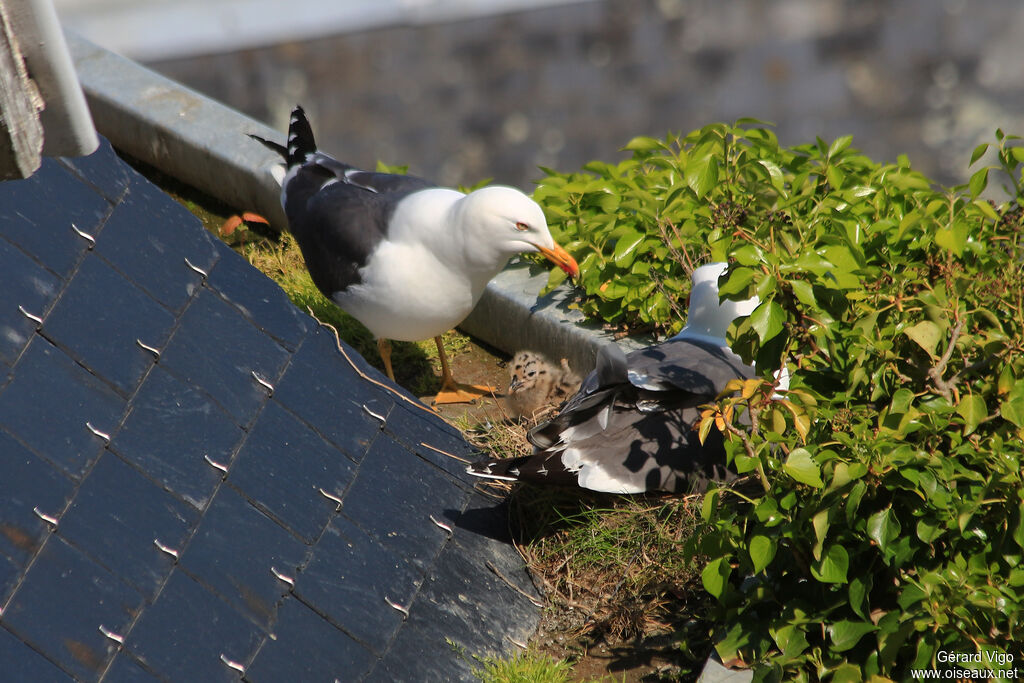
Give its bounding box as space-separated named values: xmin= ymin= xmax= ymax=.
xmin=285 ymin=105 xmax=317 ymax=168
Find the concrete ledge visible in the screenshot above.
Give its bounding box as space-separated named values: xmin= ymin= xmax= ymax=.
xmin=66 ymin=30 xmax=287 ymax=231
xmin=65 ymin=31 xmax=643 ymax=374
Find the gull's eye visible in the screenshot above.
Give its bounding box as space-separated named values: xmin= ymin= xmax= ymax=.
xmin=514 ymin=221 xmax=530 ymax=232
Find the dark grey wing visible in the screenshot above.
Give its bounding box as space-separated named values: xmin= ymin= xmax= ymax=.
xmin=469 ymin=401 xmax=738 ymax=494
xmin=557 ymin=402 xmax=739 ymax=493
xmin=625 ymin=338 xmax=755 ymax=396
xmin=513 ymin=337 xmax=756 ymax=493
xmin=280 ymin=152 xmax=438 ymax=296
xmin=284 ymin=182 xmax=403 ymax=296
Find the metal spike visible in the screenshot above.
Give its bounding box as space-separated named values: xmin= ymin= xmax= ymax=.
xmin=86 ymin=422 xmax=111 ymax=443
xmin=70 ymin=223 xmax=96 ymax=247
xmin=219 ymin=654 xmax=245 ymax=674
xmin=271 ymin=566 xmax=295 ymax=587
xmin=136 ymin=339 xmax=161 ymax=358
xmin=18 ymin=305 xmax=42 ymax=324
xmin=98 ymin=625 xmax=124 ymax=644
xmin=153 ymin=539 xmax=179 ymax=559
xmin=361 ymin=403 xmax=386 ymax=424
xmin=33 ymin=507 xmax=58 ymax=525
xmin=429 ymin=515 xmax=453 ymax=534
xmin=184 ymin=257 xmax=208 ymax=279
xmin=384 ymin=596 xmax=409 ymax=619
xmin=318 ymin=487 xmax=343 ymax=506
xmin=251 ymin=370 xmax=274 ymax=394
xmin=204 ymin=454 xmax=228 ymax=473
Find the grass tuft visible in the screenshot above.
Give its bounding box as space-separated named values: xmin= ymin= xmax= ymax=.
xmin=471 ymin=649 xmax=577 ymax=683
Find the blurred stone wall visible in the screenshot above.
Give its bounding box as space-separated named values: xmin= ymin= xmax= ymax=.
xmin=150 ymin=0 xmax=1024 ymax=190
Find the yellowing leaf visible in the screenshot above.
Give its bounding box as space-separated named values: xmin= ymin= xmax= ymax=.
xmin=903 ymin=320 xmax=942 ymax=359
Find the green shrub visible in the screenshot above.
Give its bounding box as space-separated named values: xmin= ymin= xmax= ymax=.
xmin=535 ymin=124 xmax=1024 ymax=680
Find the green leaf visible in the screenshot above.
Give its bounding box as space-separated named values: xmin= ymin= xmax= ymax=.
xmin=917 ymin=518 xmax=944 ymax=543
xmin=749 ymin=534 xmax=775 ymax=573
xmin=788 ymin=279 xmax=818 ymax=307
xmin=956 ymin=394 xmax=987 ymax=436
xmin=1001 ymin=387 xmax=1024 ymax=428
xmin=784 ymin=448 xmax=823 ymax=488
xmin=749 ymin=300 xmax=785 ymax=344
xmin=868 ymin=506 xmax=902 ymax=555
xmin=812 ymin=508 xmax=829 ymax=560
xmin=970 ymin=142 xmax=990 ymax=165
xmin=969 ymin=165 xmax=990 ymax=196
xmin=903 ymin=320 xmax=942 ymax=359
xmin=848 ymin=574 xmax=871 ymax=619
xmin=611 ymin=228 xmax=645 ymax=266
xmin=622 ymin=136 xmax=662 ymax=152
xmin=829 ymin=620 xmax=878 ymax=652
xmin=812 ymin=544 xmax=849 ymax=583
xmin=829 ymin=663 xmax=863 ymax=683
xmin=701 ymin=556 xmax=730 ymax=599
xmin=757 ymin=159 xmax=786 ymax=193
xmin=935 ymin=221 xmax=969 ymax=256
xmin=828 ymin=135 xmax=853 ymax=159
xmin=972 ymin=198 xmax=1001 ymax=222
xmin=771 ymin=623 xmax=809 ymax=658
xmin=718 ymin=267 xmax=754 ymax=297
xmin=686 ymin=154 xmax=719 ymax=199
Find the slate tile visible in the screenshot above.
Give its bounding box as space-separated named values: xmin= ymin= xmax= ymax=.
xmin=179 ymin=487 xmax=306 ymax=629
xmin=366 ymin=616 xmax=477 ymax=683
xmin=0 ymin=338 xmax=123 ymax=479
xmin=112 ymin=365 xmax=242 ymax=510
xmin=127 ymin=570 xmax=265 ymax=682
xmin=101 ymin=654 xmax=163 ymax=682
xmin=0 ymin=626 xmax=74 ymax=682
xmin=0 ymin=553 xmax=18 ymax=607
xmin=245 ymin=597 xmax=376 ymax=682
xmin=229 ymin=401 xmax=354 ymax=543
xmin=207 ymin=240 xmax=310 ymax=351
xmin=273 ymin=327 xmax=391 ymax=462
xmin=342 ymin=438 xmax=470 ymax=573
xmin=57 ymin=453 xmax=198 ymax=599
xmin=1 ymin=537 xmax=145 ymax=682
xmin=0 ymin=430 xmax=75 ymax=565
xmin=0 ymin=235 xmax=61 ymax=367
xmin=0 ymin=159 xmax=111 ymax=276
xmin=383 ymin=401 xmax=480 ymax=482
xmin=295 ymin=516 xmax=421 ymax=654
xmin=42 ymin=254 xmax=175 ymax=395
xmin=57 ymin=137 xmax=134 ymax=204
xmin=384 ymin=536 xmax=539 ymax=672
xmin=159 ymin=289 xmax=289 ymax=425
xmin=95 ymin=177 xmax=218 ymax=313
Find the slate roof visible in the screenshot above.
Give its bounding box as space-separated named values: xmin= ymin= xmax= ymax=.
xmin=0 ymin=138 xmax=540 ymax=681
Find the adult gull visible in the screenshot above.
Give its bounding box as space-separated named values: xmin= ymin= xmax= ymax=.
xmin=253 ymin=106 xmax=579 ymax=404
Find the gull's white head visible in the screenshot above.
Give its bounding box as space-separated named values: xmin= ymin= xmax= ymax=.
xmin=455 ymin=186 xmax=578 ymax=278
xmin=676 ymin=262 xmax=759 ymax=343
